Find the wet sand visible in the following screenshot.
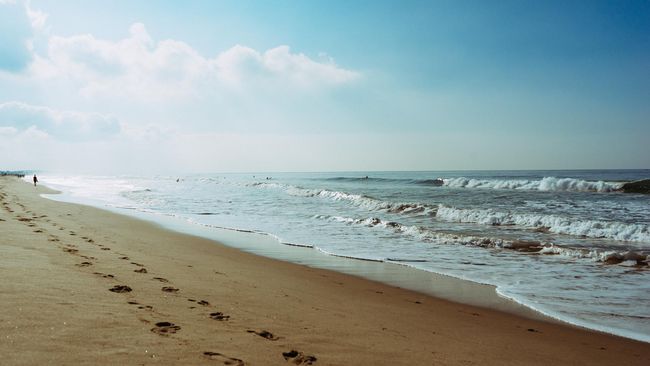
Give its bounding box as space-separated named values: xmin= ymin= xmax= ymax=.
xmin=1 ymin=176 xmax=648 ymax=365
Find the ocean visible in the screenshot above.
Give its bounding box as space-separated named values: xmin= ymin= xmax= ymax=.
xmin=34 ymin=170 xmax=650 ymax=342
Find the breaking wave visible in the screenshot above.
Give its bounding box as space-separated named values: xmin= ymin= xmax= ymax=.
xmin=315 ymin=175 xmax=624 ymax=192
xmin=316 ymin=214 xmax=650 ymax=265
xmin=249 ymin=182 xmax=435 ymax=215
xmin=441 ymin=176 xmax=623 ymax=192
xmin=436 ymin=205 xmax=650 ymax=243
xmin=250 ymin=181 xmax=649 ymax=243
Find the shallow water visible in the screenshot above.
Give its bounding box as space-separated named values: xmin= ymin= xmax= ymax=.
xmin=37 ymin=170 xmax=650 ymax=342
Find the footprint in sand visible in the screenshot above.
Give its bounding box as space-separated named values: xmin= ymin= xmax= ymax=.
xmin=134 ymin=268 xmax=148 ymax=273
xmin=119 ymin=256 xmax=130 ymax=260
xmin=131 ymin=262 xmax=144 ymax=267
xmin=109 ymin=285 xmax=132 ymax=293
xmin=150 ymin=321 xmax=181 ymax=336
xmin=76 ymin=262 xmax=93 ymax=267
xmin=127 ymin=301 xmax=152 ymax=310
xmin=62 ymin=247 xmax=79 ymax=254
xmin=203 ymin=351 xmax=245 ymax=365
xmin=100 ymin=247 xmax=111 ymax=251
xmin=247 ymin=330 xmax=279 ymax=341
xmin=153 ymin=277 xmax=169 ymax=283
xmin=33 ymin=229 xmax=43 ymax=233
xmin=209 ymin=312 xmax=230 ymax=321
xmin=282 ymin=350 xmax=317 ymax=365
xmin=188 ymin=299 xmax=211 ymax=306
xmin=94 ymin=272 xmax=115 ymax=279
xmin=162 ymin=286 xmax=179 ymax=293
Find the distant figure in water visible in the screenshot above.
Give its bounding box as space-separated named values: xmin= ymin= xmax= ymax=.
xmin=362 ymin=176 xmax=369 ymax=180
xmin=176 ymin=178 xmax=180 ymax=183
xmin=33 ymin=174 xmax=38 ymax=186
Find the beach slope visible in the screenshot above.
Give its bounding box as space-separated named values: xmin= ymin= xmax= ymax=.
xmin=1 ymin=177 xmax=648 ymax=365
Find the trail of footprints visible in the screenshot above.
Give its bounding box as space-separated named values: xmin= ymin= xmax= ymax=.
xmin=3 ymin=192 xmax=319 ymax=365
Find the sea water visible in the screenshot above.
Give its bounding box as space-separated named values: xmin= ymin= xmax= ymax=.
xmin=35 ymin=170 xmax=650 ymax=342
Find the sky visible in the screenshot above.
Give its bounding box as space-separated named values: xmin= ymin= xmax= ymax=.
xmin=0 ymin=0 xmax=648 ymax=173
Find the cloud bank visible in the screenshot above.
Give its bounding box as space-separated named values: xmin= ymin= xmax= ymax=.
xmin=0 ymin=101 xmax=120 ymax=141
xmin=30 ymin=23 xmax=359 ymax=101
xmin=0 ymin=2 xmax=365 ymax=172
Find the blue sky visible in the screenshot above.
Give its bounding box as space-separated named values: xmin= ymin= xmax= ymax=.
xmin=1 ymin=0 xmax=648 ymax=173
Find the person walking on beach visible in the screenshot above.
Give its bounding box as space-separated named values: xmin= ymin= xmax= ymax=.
xmin=33 ymin=174 xmax=38 ymax=186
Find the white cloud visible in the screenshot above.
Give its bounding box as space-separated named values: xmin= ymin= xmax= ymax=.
xmin=213 ymin=44 xmax=358 ymax=89
xmin=0 ymin=7 xmax=369 ymax=173
xmin=0 ymin=126 xmax=18 ymax=136
xmin=25 ymin=0 xmax=48 ymax=31
xmin=30 ymin=23 xmax=359 ymax=100
xmin=0 ymin=101 xmax=121 ymax=141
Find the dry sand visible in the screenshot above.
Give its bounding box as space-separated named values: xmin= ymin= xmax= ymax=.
xmin=1 ymin=176 xmax=648 ymax=365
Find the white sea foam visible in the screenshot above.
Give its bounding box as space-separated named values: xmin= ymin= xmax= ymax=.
xmin=254 ymin=181 xmax=650 ymax=243
xmin=252 ymin=182 xmax=434 ymax=214
xmin=35 ymin=175 xmax=143 ymax=207
xmin=324 ymin=215 xmax=511 ymax=249
xmin=319 ymin=214 xmax=649 ymax=264
xmin=436 ymin=205 xmax=650 ymax=243
xmin=253 ymin=181 xmax=649 ymax=243
xmin=442 ymin=176 xmax=623 ymax=192
xmin=38 ymin=173 xmax=650 ymax=343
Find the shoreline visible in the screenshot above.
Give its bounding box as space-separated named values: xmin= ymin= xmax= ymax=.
xmin=40 ymin=178 xmax=649 ymax=342
xmin=2 ymin=176 xmax=649 ymax=365
xmin=45 ymin=190 xmax=546 ymax=320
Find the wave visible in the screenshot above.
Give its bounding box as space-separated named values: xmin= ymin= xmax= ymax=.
xmin=250 ymin=181 xmax=649 ymax=243
xmin=321 ymin=176 xmax=445 ymax=186
xmin=321 ymin=214 xmax=511 ymax=249
xmin=253 ymin=176 xmax=625 ymax=193
xmin=316 ymin=214 xmax=650 ymax=265
xmin=314 ymin=175 xmax=623 ymax=192
xmin=250 ymin=182 xmax=435 ymax=215
xmin=441 ymin=176 xmax=623 ymax=192
xmin=436 ymin=205 xmax=650 ymax=243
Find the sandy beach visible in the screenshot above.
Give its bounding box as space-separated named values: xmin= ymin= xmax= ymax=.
xmin=1 ymin=176 xmax=648 ymax=366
